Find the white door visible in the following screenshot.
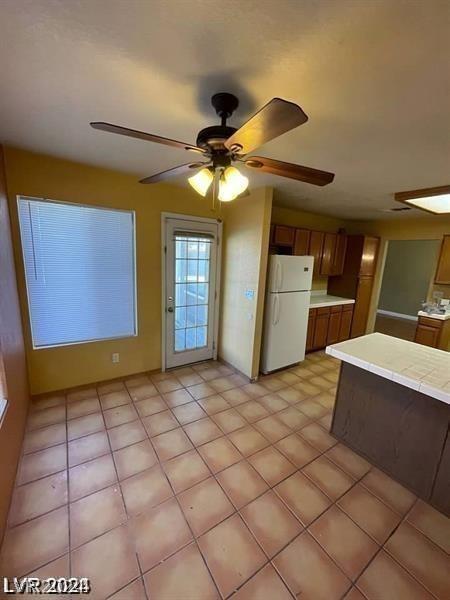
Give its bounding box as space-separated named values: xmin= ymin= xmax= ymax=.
xmin=268 ymin=255 xmax=314 ymax=292
xmin=164 ymin=216 xmax=220 ymax=369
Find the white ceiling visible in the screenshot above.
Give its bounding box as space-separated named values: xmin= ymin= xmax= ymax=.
xmin=0 ymin=0 xmax=449 ymax=220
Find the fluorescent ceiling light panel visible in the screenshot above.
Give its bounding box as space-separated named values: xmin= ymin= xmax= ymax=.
xmin=395 ymin=185 xmax=450 ymax=215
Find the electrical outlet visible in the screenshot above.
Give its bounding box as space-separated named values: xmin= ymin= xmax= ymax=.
xmin=111 ymin=353 xmax=120 ymax=364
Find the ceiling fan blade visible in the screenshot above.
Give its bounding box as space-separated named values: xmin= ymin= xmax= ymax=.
xmin=139 ymin=162 xmax=210 ymax=184
xmin=244 ymin=156 xmax=334 ymax=186
xmin=90 ymin=122 xmax=205 ymax=153
xmin=225 ymin=98 xmax=308 ymax=155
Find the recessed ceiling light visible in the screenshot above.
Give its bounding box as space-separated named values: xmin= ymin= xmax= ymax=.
xmin=395 ymin=185 xmax=450 ymax=214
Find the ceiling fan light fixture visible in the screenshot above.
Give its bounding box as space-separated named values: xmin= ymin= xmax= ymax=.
xmin=188 ymin=167 xmax=214 ymax=196
xmin=218 ymin=166 xmax=249 ymax=202
xmin=395 ymin=185 xmax=450 ymax=214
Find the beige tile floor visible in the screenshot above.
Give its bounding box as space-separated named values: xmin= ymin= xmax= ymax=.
xmin=1 ymin=351 xmax=449 ymax=599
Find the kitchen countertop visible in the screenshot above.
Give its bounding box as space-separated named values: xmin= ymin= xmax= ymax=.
xmin=309 ymin=294 xmax=355 ymax=309
xmin=326 ymin=332 xmax=450 ymax=404
xmin=418 ymin=310 xmax=450 ymax=321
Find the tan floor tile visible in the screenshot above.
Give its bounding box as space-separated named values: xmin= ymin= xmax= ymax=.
xmin=68 ymin=430 xmax=110 ymax=467
xmin=142 ymin=409 xmax=179 ymax=437
xmin=299 ymin=423 xmax=337 ymax=452
xmin=260 ymin=376 xmax=286 ymax=392
xmin=216 ymin=460 xmax=268 ymax=509
xmin=308 ymin=364 xmax=329 ymax=375
xmin=152 ymin=427 xmax=193 ymax=461
xmin=384 ymin=521 xmax=450 ymax=599
xmin=278 ymin=371 xmax=301 ymax=386
xmin=273 ymin=531 xmax=351 ymax=599
xmin=310 ymin=375 xmax=334 ymax=390
xmin=293 ymin=381 xmax=322 ymax=397
xmin=315 ymin=391 xmax=336 ymax=409
xmin=152 ymin=371 xmax=177 ymax=382
xmin=198 ymin=514 xmax=266 ymax=598
xmin=212 ymin=408 xmax=247 ymax=433
xmin=309 ymin=506 xmax=378 ymax=580
xmin=221 ymin=387 xmax=251 ymax=407
xmin=128 ymin=382 xmax=159 ymax=401
xmin=319 ymin=412 xmax=333 ymax=430
xmin=227 ymin=426 xmax=270 ymax=457
xmin=258 ymin=393 xmax=289 ymax=413
xmin=407 ymin=499 xmax=450 ymax=553
xmin=356 ymin=550 xmax=434 ymax=600
xmin=199 ymin=366 xmax=223 ymax=381
xmin=17 ymin=443 xmax=67 ymax=485
xmin=31 ymin=394 xmax=65 ymax=412
xmin=26 ymin=555 xmax=69 ymax=600
xmin=361 ymin=468 xmax=416 ymax=515
xmin=156 ymin=377 xmax=183 ymax=394
xmin=0 ymin=506 xmax=69 ymax=578
xmin=236 ymin=400 xmax=270 ymax=423
xmin=296 ymin=399 xmax=329 ymax=419
xmin=23 ymin=423 xmax=66 ymax=454
xmin=27 ymin=405 xmax=66 ymax=431
xmin=67 ymin=397 xmax=101 ymax=420
xmin=276 ymin=406 xmax=310 ymax=430
xmin=241 ymin=490 xmax=303 ymax=557
xmin=198 ymin=394 xmax=230 ymax=415
xmin=9 ymin=471 xmax=67 ymax=527
xmin=69 ymin=454 xmax=117 ymax=501
xmin=163 ymin=449 xmax=211 ymax=493
xmin=183 ymin=417 xmax=223 ymax=446
xmin=275 ymin=471 xmax=331 ymax=526
xmin=303 ymin=456 xmax=355 ymax=500
xmin=186 ymin=382 xmax=216 ymax=400
xmin=70 ymin=485 xmax=127 ymax=548
xmin=275 ymin=432 xmax=320 ymax=468
xmin=134 ymin=395 xmax=167 ymax=418
xmin=325 ymin=443 xmax=371 ymax=479
xmin=99 ymin=390 xmax=131 ymax=410
xmin=125 ymin=374 xmax=151 ymax=388
xmin=337 ymin=484 xmax=400 ymax=544
xmin=108 ymin=420 xmax=147 ymax=451
xmin=176 ymin=372 xmax=204 ymax=387
xmin=209 ymin=376 xmax=238 ymax=393
xmin=71 ymin=524 xmax=139 ymax=599
xmin=103 ymin=404 xmax=138 ymax=429
xmin=130 ymin=497 xmax=192 ymax=572
xmin=198 ymin=436 xmax=242 ymax=473
xmin=277 ymin=387 xmax=306 ymax=404
xmin=97 ymin=380 xmax=126 ymax=396
xmin=233 ymin=563 xmax=292 ymax=600
xmin=248 ymin=446 xmax=296 ymax=487
xmin=164 ymin=387 xmax=196 ymax=407
xmin=228 ymin=373 xmax=247 ymax=387
xmin=67 ymin=412 xmax=105 ymax=441
xmin=253 ymin=415 xmax=291 ymax=443
xmin=178 ymin=477 xmax=235 ymax=536
xmin=343 ymin=587 xmax=366 ymax=600
xmin=172 ymin=400 xmax=207 ymax=424
xmin=109 ymin=577 xmax=146 ymax=600
xmin=144 ymin=543 xmax=219 ymax=599
xmin=67 ymin=387 xmax=97 ymax=403
xmin=113 ymin=439 xmax=157 ymax=480
xmin=241 ymin=382 xmax=268 ymax=398
xmin=120 ymin=464 xmax=173 ymax=516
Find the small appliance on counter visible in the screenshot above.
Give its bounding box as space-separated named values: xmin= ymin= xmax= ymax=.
xmin=261 ymin=255 xmax=314 ymax=374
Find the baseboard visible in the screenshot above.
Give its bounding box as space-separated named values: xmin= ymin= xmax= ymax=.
xmin=377 ymin=309 xmax=418 ymax=322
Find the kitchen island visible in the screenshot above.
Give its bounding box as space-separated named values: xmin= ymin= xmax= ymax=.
xmin=326 ymin=333 xmax=450 ymax=516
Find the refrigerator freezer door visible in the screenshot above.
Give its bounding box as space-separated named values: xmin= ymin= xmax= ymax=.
xmin=261 ymin=290 xmax=311 ymax=373
xmin=268 ymin=255 xmax=314 ymax=293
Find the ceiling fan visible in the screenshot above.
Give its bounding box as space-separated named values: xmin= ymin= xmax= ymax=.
xmin=91 ymin=93 xmax=334 ymax=202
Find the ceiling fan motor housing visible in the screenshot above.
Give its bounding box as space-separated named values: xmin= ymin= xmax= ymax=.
xmin=196 ymin=125 xmax=237 ymax=151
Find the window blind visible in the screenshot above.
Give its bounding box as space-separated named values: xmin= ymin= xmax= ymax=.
xmin=18 ymin=197 xmax=137 ymax=348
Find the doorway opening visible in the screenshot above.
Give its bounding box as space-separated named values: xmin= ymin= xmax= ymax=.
xmin=162 ymin=213 xmax=222 ymax=370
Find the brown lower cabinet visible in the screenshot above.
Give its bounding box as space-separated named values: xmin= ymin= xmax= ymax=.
xmin=414 ymin=315 xmax=450 ymax=350
xmin=306 ymin=304 xmax=354 ymax=352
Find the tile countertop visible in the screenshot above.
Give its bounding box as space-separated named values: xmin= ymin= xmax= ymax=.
xmin=417 ymin=310 xmax=450 ymax=321
xmin=326 ymin=332 xmax=450 ymax=405
xmin=309 ymin=294 xmax=355 ymax=308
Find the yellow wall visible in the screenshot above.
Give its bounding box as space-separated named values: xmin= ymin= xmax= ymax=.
xmin=347 ymin=216 xmax=450 ymax=333
xmin=4 ymin=147 xmax=224 ymax=394
xmin=271 ymin=205 xmax=349 ymax=290
xmin=219 ymin=188 xmax=272 ymax=379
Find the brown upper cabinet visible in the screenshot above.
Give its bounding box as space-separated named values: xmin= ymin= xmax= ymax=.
xmin=434 ymin=235 xmax=450 ymax=284
xmin=321 ymin=233 xmax=337 ymax=276
xmin=331 ymin=233 xmax=347 ymax=276
xmin=273 ymin=225 xmax=295 ymax=247
xmin=308 ymin=231 xmax=325 ymax=276
xmin=294 ymin=229 xmax=311 ymax=256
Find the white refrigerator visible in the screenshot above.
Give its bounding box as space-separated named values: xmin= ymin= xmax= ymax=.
xmin=261 ymin=255 xmax=314 ymax=374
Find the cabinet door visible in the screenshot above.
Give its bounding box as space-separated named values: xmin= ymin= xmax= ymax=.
xmin=294 ymin=229 xmax=311 ymax=256
xmin=351 ymin=277 xmax=374 ymax=338
xmin=306 ymin=309 xmax=316 ymax=352
xmin=320 ymin=233 xmax=337 ymax=276
xmin=327 ymin=309 xmax=342 ymax=344
xmin=313 ymin=310 xmax=330 ymax=349
xmin=331 ymin=234 xmax=347 ymax=276
xmin=308 ymin=231 xmax=324 ymax=276
xmin=434 ymin=235 xmax=450 ymax=284
xmin=339 ymin=308 xmax=353 ymax=341
xmin=414 ymin=324 xmax=440 ymax=348
xmin=273 ymin=225 xmax=295 ymax=247
xmin=360 ymin=237 xmax=379 ymax=277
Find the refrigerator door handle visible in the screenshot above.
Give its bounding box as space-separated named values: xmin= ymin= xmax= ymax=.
xmin=278 ymin=261 xmax=283 ymax=291
xmin=273 ymin=293 xmax=281 ymax=325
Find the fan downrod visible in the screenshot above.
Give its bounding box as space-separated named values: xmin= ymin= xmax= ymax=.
xmin=211 ymin=93 xmax=239 ymax=125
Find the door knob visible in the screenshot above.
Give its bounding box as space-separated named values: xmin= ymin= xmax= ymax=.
xmin=167 ymin=306 xmax=174 ymax=313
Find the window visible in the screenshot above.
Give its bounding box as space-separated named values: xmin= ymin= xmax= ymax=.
xmin=18 ymin=197 xmax=136 ymax=348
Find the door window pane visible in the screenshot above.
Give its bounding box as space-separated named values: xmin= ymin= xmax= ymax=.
xmin=186 ymin=328 xmax=196 ymax=349
xmin=175 ymin=329 xmax=185 ymax=351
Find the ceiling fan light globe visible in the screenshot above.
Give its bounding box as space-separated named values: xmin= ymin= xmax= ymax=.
xmin=218 ymin=177 xmax=235 ymax=202
xmin=224 ymin=166 xmax=249 ymax=196
xmin=188 ymin=168 xmax=214 ymax=196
